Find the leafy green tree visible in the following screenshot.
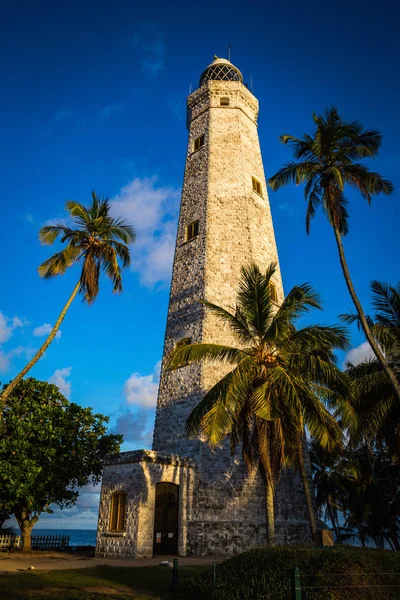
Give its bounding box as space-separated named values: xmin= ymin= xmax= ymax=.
xmin=1 ymin=193 xmax=135 ymax=401
xmin=0 ymin=378 xmax=122 ymax=552
xmin=167 ymin=263 xmax=350 ymax=544
xmin=267 ymin=107 xmax=400 ymax=405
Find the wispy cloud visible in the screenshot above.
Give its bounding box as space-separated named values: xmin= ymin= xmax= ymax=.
xmin=110 ymin=177 xmax=179 ymax=287
xmin=49 ymin=366 xmax=72 ymax=398
xmin=97 ymin=103 xmax=123 ymax=119
xmin=167 ymin=94 xmax=185 ymax=121
xmin=55 ymin=108 xmax=72 ymax=122
xmin=133 ymin=23 xmax=166 ymax=74
xmin=0 ymin=312 xmax=32 ymax=372
xmin=0 ymin=346 xmax=36 ymax=374
xmin=278 ymin=203 xmax=295 ymax=217
xmin=33 ymin=323 xmax=62 ymax=341
xmin=0 ymin=312 xmax=29 ymax=344
xmin=344 ymin=341 xmax=375 ymax=367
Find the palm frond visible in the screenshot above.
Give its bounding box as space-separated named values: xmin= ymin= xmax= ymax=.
xmin=202 ymin=301 xmax=253 ymax=344
xmin=39 ymin=224 xmax=70 ymax=245
xmin=38 ymin=244 xmax=81 ymax=278
xmin=167 ymin=342 xmax=248 ymax=371
xmin=371 ymin=280 xmax=400 ymax=328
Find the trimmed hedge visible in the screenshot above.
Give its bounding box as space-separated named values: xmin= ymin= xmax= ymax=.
xmin=173 ymin=546 xmax=400 ymax=599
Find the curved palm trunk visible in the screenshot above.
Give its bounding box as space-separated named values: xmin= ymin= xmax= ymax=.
xmin=265 ymin=479 xmax=276 ymax=546
xmin=1 ymin=281 xmax=80 ymax=402
xmin=327 ymin=502 xmax=342 ymax=543
xmin=333 ymin=226 xmax=400 ymax=405
xmin=298 ymin=445 xmax=317 ymax=544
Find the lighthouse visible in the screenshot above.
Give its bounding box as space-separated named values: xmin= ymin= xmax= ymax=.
xmin=96 ymin=57 xmax=312 ymax=558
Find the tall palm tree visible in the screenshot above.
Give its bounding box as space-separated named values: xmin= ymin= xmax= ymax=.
xmin=309 ymin=440 xmax=345 ymax=542
xmin=167 ymin=263 xmax=350 ymax=544
xmin=1 ymin=192 xmax=135 ymax=401
xmin=267 ymin=107 xmax=400 ymax=405
xmin=342 ymin=279 xmax=400 ymax=458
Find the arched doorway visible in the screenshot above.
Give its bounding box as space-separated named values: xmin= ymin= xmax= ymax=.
xmin=153 ymin=482 xmax=179 ymax=555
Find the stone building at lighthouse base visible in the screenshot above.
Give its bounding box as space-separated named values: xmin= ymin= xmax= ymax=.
xmin=96 ymin=56 xmax=320 ymax=559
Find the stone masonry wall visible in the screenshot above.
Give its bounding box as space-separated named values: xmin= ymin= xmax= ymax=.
xmin=151 ymin=77 xmax=312 ymax=555
xmin=96 ymin=451 xmax=195 ymax=558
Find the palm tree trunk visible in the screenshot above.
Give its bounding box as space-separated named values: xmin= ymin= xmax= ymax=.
xmin=298 ymin=445 xmax=317 ymax=544
xmin=265 ymin=479 xmax=276 ymax=546
xmin=1 ymin=281 xmax=80 ymax=402
xmin=327 ymin=502 xmax=341 ymax=543
xmin=333 ymin=226 xmax=400 ymax=405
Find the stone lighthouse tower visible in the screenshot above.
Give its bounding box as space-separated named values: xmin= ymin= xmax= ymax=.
xmin=96 ymin=57 xmax=312 ymax=559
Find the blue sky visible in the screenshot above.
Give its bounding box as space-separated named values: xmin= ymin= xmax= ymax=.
xmin=2 ymin=0 xmax=399 ymax=529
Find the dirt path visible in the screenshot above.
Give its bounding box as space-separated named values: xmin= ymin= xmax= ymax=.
xmin=0 ymin=551 xmax=224 ymax=572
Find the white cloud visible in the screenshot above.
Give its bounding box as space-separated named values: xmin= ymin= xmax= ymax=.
xmin=124 ymin=360 xmax=161 ymax=408
xmin=33 ymin=323 xmax=62 ymax=341
xmin=344 ymin=341 xmax=375 ymax=367
xmin=0 ymin=346 xmax=37 ymax=374
xmin=0 ymin=312 xmax=28 ymax=344
xmin=49 ymin=367 xmax=72 ymax=398
xmin=110 ymin=177 xmax=179 ymax=287
xmin=0 ymin=312 xmax=32 ymax=372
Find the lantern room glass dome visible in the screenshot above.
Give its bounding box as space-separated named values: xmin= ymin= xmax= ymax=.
xmin=199 ymin=57 xmax=243 ymax=87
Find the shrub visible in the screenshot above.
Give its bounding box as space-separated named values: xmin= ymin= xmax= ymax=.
xmin=173 ymin=546 xmax=400 ymax=600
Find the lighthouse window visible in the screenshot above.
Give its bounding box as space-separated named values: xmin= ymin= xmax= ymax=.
xmin=186 ymin=220 xmax=199 ymax=242
xmin=269 ymin=281 xmax=278 ymax=303
xmin=176 ymin=337 xmax=191 ymax=348
xmin=252 ymin=177 xmax=263 ymax=197
xmin=220 ymin=97 xmax=229 ymax=106
xmin=109 ymin=492 xmax=126 ymax=532
xmin=193 ymin=135 xmax=205 ymax=152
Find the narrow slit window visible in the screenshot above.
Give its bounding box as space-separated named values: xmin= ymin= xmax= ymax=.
xmin=176 ymin=337 xmax=191 ymax=348
xmin=252 ymin=177 xmax=262 ymax=197
xmin=269 ymin=282 xmax=277 ymax=303
xmin=186 ymin=220 xmax=199 ymax=242
xmin=193 ymin=134 xmax=205 ymax=152
xmin=220 ymin=97 xmax=229 ymax=106
xmin=109 ymin=492 xmax=126 ymax=532
xmin=175 ymin=337 xmax=191 ymax=367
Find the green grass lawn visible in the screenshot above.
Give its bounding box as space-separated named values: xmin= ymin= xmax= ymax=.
xmin=0 ymin=565 xmax=207 ymax=600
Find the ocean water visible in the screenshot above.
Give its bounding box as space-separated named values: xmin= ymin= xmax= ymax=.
xmin=11 ymin=528 xmax=97 ymax=547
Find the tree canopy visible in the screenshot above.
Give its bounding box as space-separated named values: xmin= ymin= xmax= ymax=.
xmin=0 ymin=378 xmax=122 ymax=551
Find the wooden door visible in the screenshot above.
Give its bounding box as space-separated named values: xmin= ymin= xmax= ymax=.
xmin=153 ymin=482 xmax=179 ymax=555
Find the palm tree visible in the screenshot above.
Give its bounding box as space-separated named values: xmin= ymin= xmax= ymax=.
xmin=309 ymin=440 xmax=344 ymax=542
xmin=267 ymin=107 xmax=400 ymax=405
xmin=167 ymin=263 xmax=350 ymax=544
xmin=1 ymin=192 xmax=135 ymax=401
xmin=342 ymin=279 xmax=400 ymax=458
